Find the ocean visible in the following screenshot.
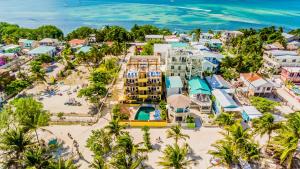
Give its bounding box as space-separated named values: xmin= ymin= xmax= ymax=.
xmin=0 ymin=0 xmax=300 ymax=33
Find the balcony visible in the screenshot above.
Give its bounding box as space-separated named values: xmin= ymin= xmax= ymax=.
xmin=138 ymin=78 xmax=148 ymax=83
xmin=138 ymin=87 xmax=148 ymax=91
xmin=138 ymin=95 xmax=148 ymax=99
xmin=190 ymin=94 xmax=212 ymax=107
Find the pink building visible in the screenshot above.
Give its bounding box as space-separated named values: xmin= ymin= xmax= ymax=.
xmin=281 ymin=67 xmax=300 ymax=84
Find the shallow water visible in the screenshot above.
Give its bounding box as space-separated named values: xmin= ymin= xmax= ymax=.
xmin=0 ymin=0 xmax=299 ymax=32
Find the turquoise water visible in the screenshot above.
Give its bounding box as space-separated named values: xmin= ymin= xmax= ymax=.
xmin=0 ymin=0 xmax=300 ymax=33
xmin=135 ymin=107 xmax=155 ymax=120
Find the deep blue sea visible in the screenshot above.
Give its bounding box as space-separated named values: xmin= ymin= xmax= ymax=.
xmin=0 ymin=0 xmax=300 ymax=33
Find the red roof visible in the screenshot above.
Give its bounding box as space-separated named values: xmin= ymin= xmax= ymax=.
xmin=69 ymin=39 xmax=86 ymax=46
xmin=240 ymin=73 xmax=262 ymax=82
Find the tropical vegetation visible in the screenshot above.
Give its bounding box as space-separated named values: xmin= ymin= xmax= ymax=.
xmin=0 ymin=97 xmax=77 ymax=168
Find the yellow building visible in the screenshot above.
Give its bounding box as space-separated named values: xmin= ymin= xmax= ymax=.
xmin=124 ymin=56 xmax=162 ymax=103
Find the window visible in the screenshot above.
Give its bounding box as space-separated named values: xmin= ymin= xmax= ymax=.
xmin=266 ymin=87 xmax=271 ymax=91
xmin=178 ymin=66 xmax=181 ymax=70
xmin=257 ymin=87 xmax=261 ymax=91
xmin=282 ymin=59 xmax=286 ymax=62
xmin=171 ymin=66 xmax=174 ymax=69
xmin=292 ymin=59 xmax=296 ymax=62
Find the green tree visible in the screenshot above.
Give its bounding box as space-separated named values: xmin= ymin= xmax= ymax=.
xmin=158 ymin=143 xmax=194 ymax=169
xmin=289 ymin=29 xmax=300 ymax=36
xmin=78 ymin=82 xmax=107 ymax=107
xmin=0 ymin=127 xmax=34 ymax=168
xmin=105 ymin=118 xmax=124 ymax=139
xmin=166 ymin=125 xmax=190 ymax=144
xmin=36 ymin=54 xmax=54 ymax=63
xmin=250 ymin=96 xmax=279 ymax=113
xmin=48 ymin=158 xmax=79 ymax=169
xmin=90 ymin=69 xmax=112 ymax=85
xmin=66 ymin=26 xmax=96 ymax=40
xmin=141 ymin=39 xmax=162 ymax=55
xmin=86 ymin=129 xmax=113 ymax=157
xmin=252 ymin=113 xmax=282 ymax=145
xmin=4 ymin=79 xmax=30 ymax=95
xmin=142 ymin=126 xmax=152 ymax=150
xmin=89 ymin=155 xmax=109 ymax=169
xmin=30 ymin=60 xmax=46 ymax=83
xmin=221 ymin=124 xmax=260 ymax=162
xmin=190 ymin=28 xmax=201 ymax=41
xmin=131 ymin=24 xmax=171 ymax=41
xmin=35 ymin=25 xmax=64 ymax=40
xmin=111 ymin=133 xmax=146 ymax=169
xmin=214 ymin=112 xmax=236 ymax=127
xmin=269 ymin=112 xmax=300 ymax=169
xmin=89 ymin=46 xmax=105 ymax=68
xmin=23 ymin=146 xmax=51 ymax=169
xmin=208 ymin=141 xmax=237 ymax=167
xmin=11 ymin=97 xmax=50 ymax=143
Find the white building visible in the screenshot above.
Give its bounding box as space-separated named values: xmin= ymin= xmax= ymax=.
xmin=200 ymin=33 xmax=214 ymax=40
xmin=145 ymin=35 xmax=164 ymax=42
xmin=220 ymin=31 xmax=244 ymax=44
xmin=28 ymin=46 xmax=57 ymax=57
xmin=282 ymin=32 xmax=299 ymax=43
xmin=240 ymin=73 xmax=274 ymax=96
xmin=154 ymin=44 xmax=171 ymax=64
xmin=39 ymin=38 xmax=59 ymax=46
xmin=166 ymin=76 xmax=183 ymax=97
xmin=263 ymin=50 xmax=300 ymax=72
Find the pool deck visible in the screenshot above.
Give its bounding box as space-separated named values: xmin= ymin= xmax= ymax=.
xmin=128 ymin=106 xmax=158 ymax=121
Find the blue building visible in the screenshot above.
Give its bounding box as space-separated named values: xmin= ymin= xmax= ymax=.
xmin=205 ymin=74 xmax=231 ymax=90
xmin=212 ymin=89 xmax=240 ymax=115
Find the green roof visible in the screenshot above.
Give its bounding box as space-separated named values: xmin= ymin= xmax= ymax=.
xmin=188 ymin=77 xmax=211 ymax=95
xmin=28 ymin=46 xmax=55 ymax=54
xmin=166 ymin=76 xmax=183 ymax=89
xmin=76 ymin=46 xmax=91 ymax=53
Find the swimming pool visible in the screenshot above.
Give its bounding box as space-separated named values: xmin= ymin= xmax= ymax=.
xmin=134 ymin=107 xmax=155 ymax=120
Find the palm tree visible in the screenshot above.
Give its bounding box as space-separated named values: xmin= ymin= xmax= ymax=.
xmin=269 ymin=112 xmax=300 ymax=169
xmin=86 ymin=129 xmax=113 ymax=157
xmin=105 ymin=118 xmax=124 ymax=139
xmin=11 ymin=97 xmax=50 ymax=144
xmin=23 ymin=146 xmax=51 ymax=169
xmin=111 ymin=133 xmax=146 ymax=169
xmin=142 ymin=126 xmax=152 ymax=151
xmin=158 ymin=143 xmax=194 ymax=169
xmin=89 ymin=46 xmax=104 ymax=68
xmin=30 ymin=60 xmax=47 ymax=83
xmin=48 ymin=158 xmax=79 ymax=169
xmin=214 ymin=113 xmax=235 ymax=127
xmin=89 ymin=155 xmax=109 ymax=169
xmin=252 ymin=113 xmax=281 ymax=145
xmin=210 ymin=124 xmax=260 ymax=165
xmin=0 ymin=127 xmax=34 ymax=168
xmin=208 ymin=140 xmax=237 ymax=168
xmin=166 ymin=125 xmax=190 ymax=144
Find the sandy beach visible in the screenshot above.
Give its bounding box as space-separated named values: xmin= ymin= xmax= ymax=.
xmin=43 ymin=115 xmax=223 ymax=169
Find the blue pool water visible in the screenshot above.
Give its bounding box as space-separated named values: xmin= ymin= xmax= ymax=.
xmin=135 ymin=107 xmax=155 ymax=120
xmin=0 ymin=0 xmax=300 ymax=33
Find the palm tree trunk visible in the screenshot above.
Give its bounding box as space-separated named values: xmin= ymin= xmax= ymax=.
xmin=35 ymin=129 xmax=40 ymax=144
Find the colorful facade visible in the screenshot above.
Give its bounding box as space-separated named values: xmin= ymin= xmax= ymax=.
xmin=124 ymin=56 xmax=162 ymax=103
xmin=281 ymin=67 xmax=300 ymax=83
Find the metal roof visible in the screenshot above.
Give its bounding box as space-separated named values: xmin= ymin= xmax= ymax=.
xmin=166 ymin=76 xmax=183 ymax=89
xmin=212 ymin=89 xmax=238 ymax=108
xmin=28 ymin=46 xmax=55 ymax=54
